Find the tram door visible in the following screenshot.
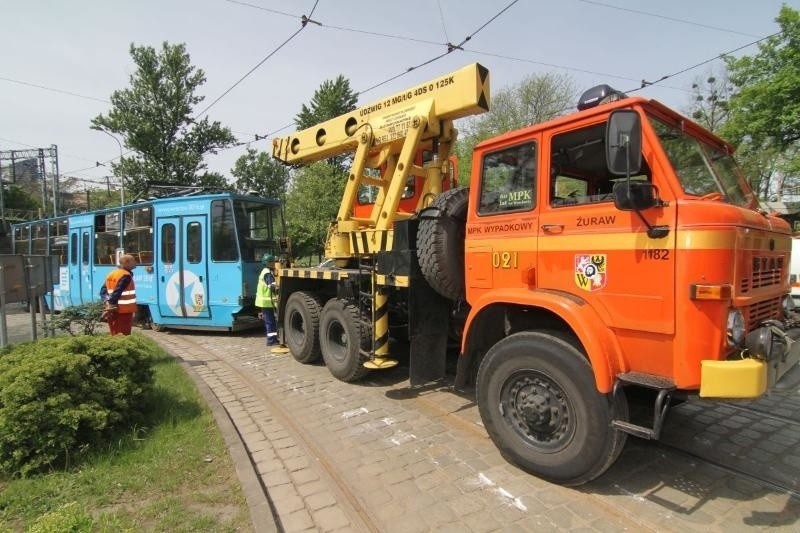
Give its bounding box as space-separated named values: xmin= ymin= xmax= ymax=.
xmin=156 ymin=216 xmax=211 ymax=319
xmin=68 ymin=225 xmax=94 ymax=304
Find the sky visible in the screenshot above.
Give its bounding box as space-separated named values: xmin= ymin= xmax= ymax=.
xmin=0 ymin=0 xmax=796 ymax=193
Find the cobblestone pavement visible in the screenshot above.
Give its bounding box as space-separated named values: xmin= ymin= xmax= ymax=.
xmin=141 ymin=327 xmax=800 ymax=532
xmin=3 ymin=305 xmax=799 ymax=532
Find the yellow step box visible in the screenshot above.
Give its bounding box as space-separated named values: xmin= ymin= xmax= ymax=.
xmin=699 ymin=358 xmax=766 ymax=398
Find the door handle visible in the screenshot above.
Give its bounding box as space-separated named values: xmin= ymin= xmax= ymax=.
xmin=199 ymin=275 xmax=203 ymax=282
xmin=542 ymin=224 xmax=565 ymax=234
xmin=161 ymin=276 xmax=165 ymax=282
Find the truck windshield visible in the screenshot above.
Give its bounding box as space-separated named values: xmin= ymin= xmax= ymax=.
xmin=648 ymin=116 xmax=757 ymax=209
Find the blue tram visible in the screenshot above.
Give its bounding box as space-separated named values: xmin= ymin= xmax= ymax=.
xmin=11 ymin=192 xmax=287 ymax=331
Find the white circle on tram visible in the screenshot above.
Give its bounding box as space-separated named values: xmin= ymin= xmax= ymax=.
xmin=165 ymin=270 xmax=206 ymax=316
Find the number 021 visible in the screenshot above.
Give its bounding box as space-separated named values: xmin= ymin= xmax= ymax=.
xmin=492 ymin=251 xmax=518 ymax=268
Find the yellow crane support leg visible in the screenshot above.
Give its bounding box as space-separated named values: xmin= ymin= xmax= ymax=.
xmin=364 ymin=287 xmax=397 ymax=370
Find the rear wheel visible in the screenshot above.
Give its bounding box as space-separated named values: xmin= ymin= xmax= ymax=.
xmin=477 ymin=331 xmax=626 ymax=486
xmin=285 ymin=291 xmax=323 ymax=363
xmin=320 ymin=299 xmax=369 ymax=382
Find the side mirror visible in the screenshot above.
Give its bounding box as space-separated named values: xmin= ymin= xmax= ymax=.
xmin=606 ymin=110 xmax=642 ymax=175
xmin=614 ymin=181 xmax=658 ymax=211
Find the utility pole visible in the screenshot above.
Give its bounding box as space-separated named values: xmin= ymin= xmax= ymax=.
xmin=0 ymin=163 xmax=5 ymax=227
xmin=97 ymin=129 xmax=125 ymax=205
xmin=51 ymin=144 xmax=60 ymax=216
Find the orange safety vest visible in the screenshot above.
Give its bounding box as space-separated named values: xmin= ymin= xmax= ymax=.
xmin=105 ymin=268 xmax=137 ymax=314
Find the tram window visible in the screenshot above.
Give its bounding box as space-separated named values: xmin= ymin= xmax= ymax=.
xmin=13 ymin=225 xmax=30 ymax=254
xmin=95 ymin=212 xmax=120 ymax=265
xmin=211 ymin=199 xmax=238 ymax=262
xmin=187 ymin=222 xmax=202 ymax=263
xmin=269 ymin=207 xmax=283 ymax=243
xmin=70 ymin=233 xmax=78 ymax=265
xmin=50 ymin=219 xmax=68 ymax=265
xmin=82 ymin=232 xmax=90 ymax=265
xmin=161 ymin=223 xmax=176 ymax=264
xmin=234 ymin=200 xmax=276 ymax=262
xmin=31 ymin=222 xmax=48 ymax=255
xmin=123 ymin=206 xmax=153 ymax=264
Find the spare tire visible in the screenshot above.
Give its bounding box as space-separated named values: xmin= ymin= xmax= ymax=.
xmin=417 ymin=187 xmax=469 ymax=300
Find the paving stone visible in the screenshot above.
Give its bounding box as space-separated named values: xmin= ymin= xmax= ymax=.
xmin=297 ymin=480 xmax=327 ymax=497
xmin=281 ymin=509 xmax=315 ymax=532
xmin=312 ymin=506 xmax=351 ymax=531
xmin=120 ymin=313 xmax=800 ymax=533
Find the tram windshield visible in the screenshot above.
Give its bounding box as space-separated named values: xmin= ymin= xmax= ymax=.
xmin=233 ymin=200 xmax=283 ymax=262
xmin=212 ymin=199 xmax=283 ymax=262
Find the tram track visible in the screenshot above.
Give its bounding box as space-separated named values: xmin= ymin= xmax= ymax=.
xmin=715 ymin=401 xmax=800 ymax=428
xmin=653 ymin=439 xmax=800 ymax=500
xmin=149 ymin=328 xmax=800 ymax=531
xmin=152 ymin=331 xmax=382 ymax=533
xmin=156 ymin=330 xmax=662 ymax=532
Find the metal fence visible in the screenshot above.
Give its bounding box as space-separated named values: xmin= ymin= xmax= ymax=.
xmin=0 ymin=254 xmax=59 ymax=347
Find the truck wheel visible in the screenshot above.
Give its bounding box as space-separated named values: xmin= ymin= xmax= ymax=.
xmin=320 ymin=299 xmax=369 ymax=382
xmin=285 ymin=291 xmax=323 ymax=363
xmin=418 ymin=187 xmax=469 ymax=300
xmin=477 ymin=331 xmax=626 ymax=486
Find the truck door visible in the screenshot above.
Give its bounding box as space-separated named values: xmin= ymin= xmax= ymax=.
xmin=537 ymin=119 xmax=677 ymax=335
xmin=68 ymin=226 xmax=94 ymax=304
xmin=464 ymin=140 xmax=540 ymax=301
xmin=156 ymin=216 xmax=211 ymax=319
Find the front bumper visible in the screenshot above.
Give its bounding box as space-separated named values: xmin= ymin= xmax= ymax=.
xmin=700 ymin=319 xmax=800 ymax=398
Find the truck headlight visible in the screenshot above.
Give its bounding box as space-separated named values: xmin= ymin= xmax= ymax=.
xmin=782 ymin=294 xmax=796 ymax=316
xmin=727 ymin=309 xmax=745 ymax=347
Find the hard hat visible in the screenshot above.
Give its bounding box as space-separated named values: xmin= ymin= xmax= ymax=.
xmin=262 ymin=253 xmax=275 ymax=264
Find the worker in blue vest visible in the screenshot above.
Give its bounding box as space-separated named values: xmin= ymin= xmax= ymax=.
xmin=256 ymin=253 xmax=278 ymax=346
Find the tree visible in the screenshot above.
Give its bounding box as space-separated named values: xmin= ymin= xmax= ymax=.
xmin=284 ymin=163 xmax=346 ymax=262
xmin=295 ymin=75 xmax=359 ymax=130
xmin=91 ymin=42 xmax=236 ymax=198
xmin=722 ymin=6 xmax=800 ymax=194
xmin=454 ymin=72 xmax=577 ymax=184
xmin=285 ymin=75 xmax=358 ymax=260
xmin=231 ymin=148 xmax=289 ymax=198
xmin=688 ymin=70 xmax=732 ymax=134
xmin=2 ymin=184 xmax=39 ymax=212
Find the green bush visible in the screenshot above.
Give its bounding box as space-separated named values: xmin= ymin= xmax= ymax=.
xmin=50 ymin=302 xmax=105 ymax=336
xmin=0 ymin=335 xmax=155 ymax=476
xmin=27 ymin=502 xmax=93 ymax=533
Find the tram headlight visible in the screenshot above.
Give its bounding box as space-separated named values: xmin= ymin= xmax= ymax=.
xmin=727 ymin=309 xmax=746 ymax=347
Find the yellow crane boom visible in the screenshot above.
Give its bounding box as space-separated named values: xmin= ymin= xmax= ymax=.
xmin=272 ymin=63 xmax=489 ymax=258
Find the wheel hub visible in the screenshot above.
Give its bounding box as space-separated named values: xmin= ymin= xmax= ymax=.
xmin=503 ymin=373 xmax=571 ymax=448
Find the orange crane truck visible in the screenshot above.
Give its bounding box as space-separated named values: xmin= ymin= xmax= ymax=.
xmin=271 ymin=63 xmax=800 ymax=485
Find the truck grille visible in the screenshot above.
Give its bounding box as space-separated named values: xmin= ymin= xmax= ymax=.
xmin=740 ymin=256 xmax=784 ymax=293
xmin=746 ymin=296 xmax=782 ymax=330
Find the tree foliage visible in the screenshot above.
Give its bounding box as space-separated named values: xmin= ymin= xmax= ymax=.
xmin=688 ymin=71 xmax=732 ymax=134
xmin=2 ymin=184 xmax=40 ymax=211
xmin=91 ymin=42 xmax=235 ymax=198
xmin=231 ymin=148 xmax=289 ymax=198
xmin=285 ymin=75 xmax=358 ymax=260
xmin=454 ymin=72 xmax=577 ymax=184
xmin=295 ymin=75 xmax=359 ymax=130
xmin=721 ymin=5 xmax=800 ymax=193
xmin=285 ymin=163 xmax=346 ymax=262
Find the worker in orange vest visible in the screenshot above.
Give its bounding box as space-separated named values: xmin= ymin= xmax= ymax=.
xmin=100 ymin=253 xmax=138 ymax=335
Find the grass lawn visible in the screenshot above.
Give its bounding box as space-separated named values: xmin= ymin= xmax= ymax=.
xmin=0 ymin=339 xmax=251 ymax=532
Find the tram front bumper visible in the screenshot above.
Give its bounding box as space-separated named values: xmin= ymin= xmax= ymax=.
xmin=700 ymin=321 xmax=800 ymax=398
